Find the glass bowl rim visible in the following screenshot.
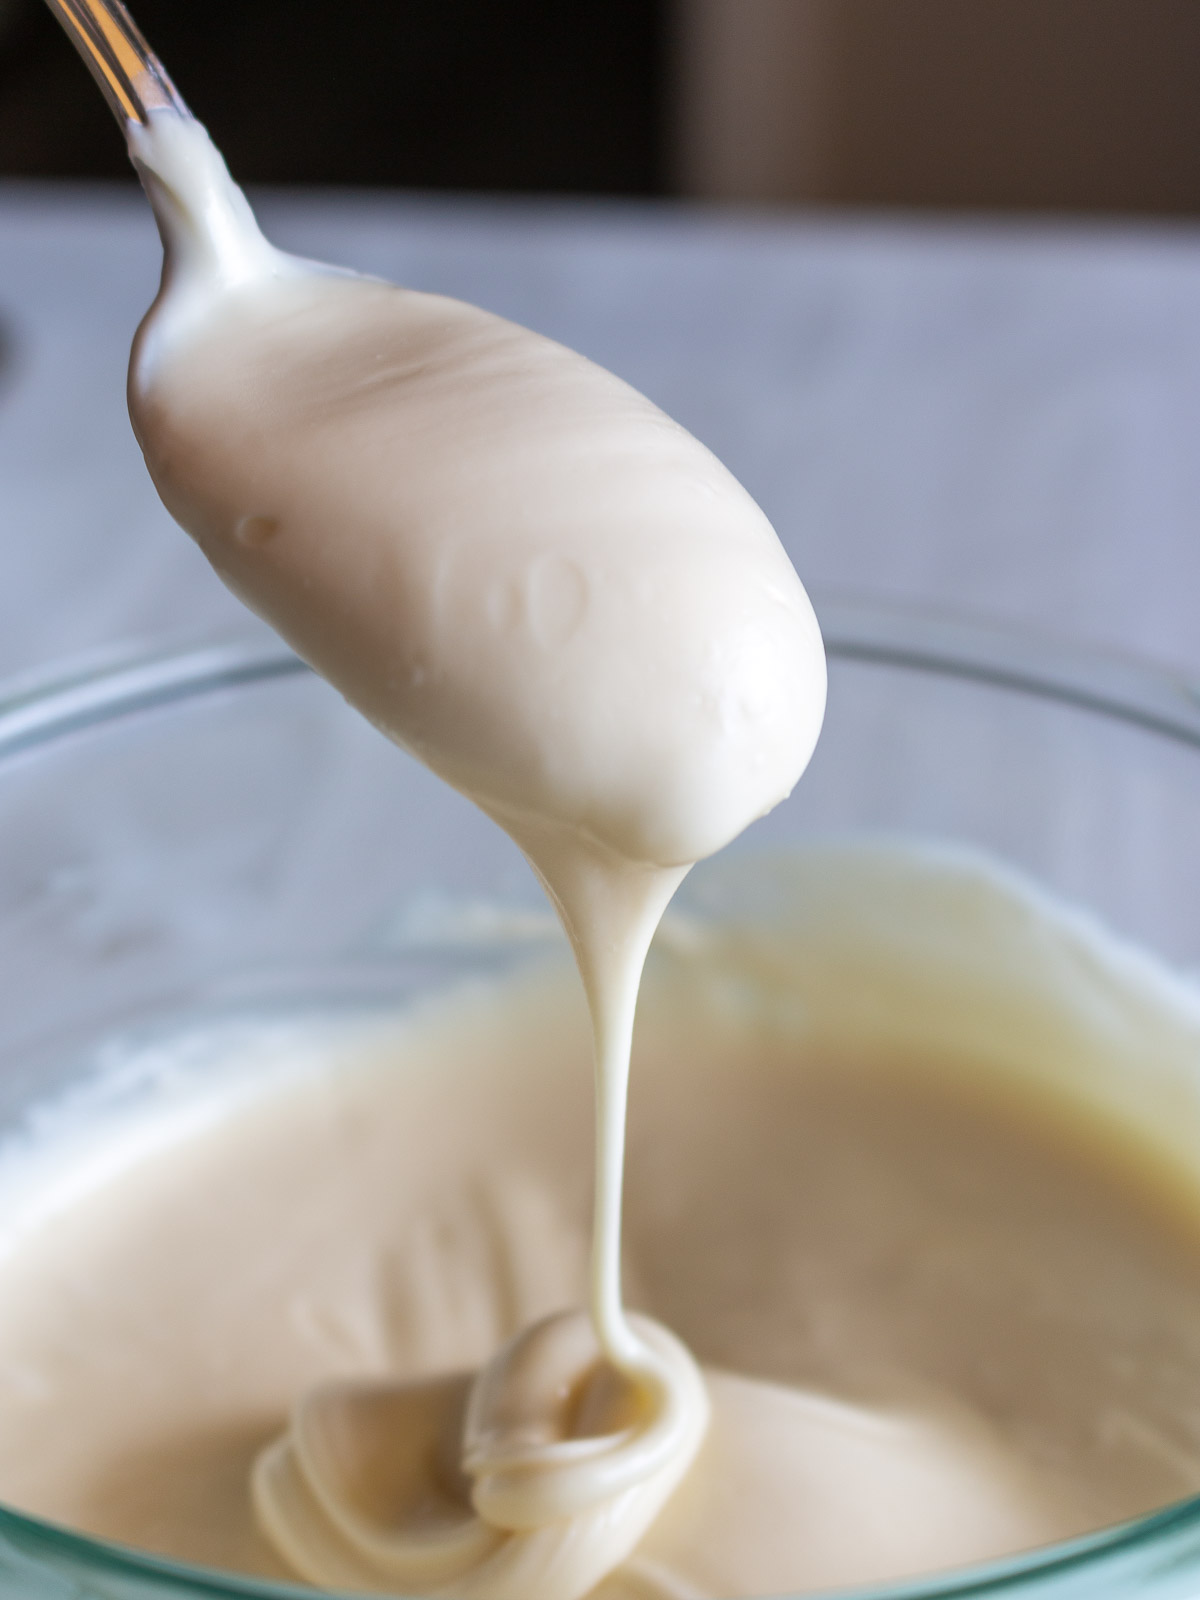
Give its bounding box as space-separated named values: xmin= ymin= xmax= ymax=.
xmin=2 ymin=597 xmax=1200 ymax=763
xmin=2 ymin=598 xmax=1200 ymax=1599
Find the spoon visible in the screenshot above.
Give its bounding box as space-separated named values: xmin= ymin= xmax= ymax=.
xmin=42 ymin=0 xmax=187 ymax=126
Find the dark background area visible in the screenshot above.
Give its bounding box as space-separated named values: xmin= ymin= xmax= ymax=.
xmin=678 ymin=0 xmax=1200 ymax=215
xmin=822 ymin=0 xmax=1200 ymax=214
xmin=0 ymin=0 xmax=667 ymax=191
xmin=3 ymin=0 xmax=1200 ymax=214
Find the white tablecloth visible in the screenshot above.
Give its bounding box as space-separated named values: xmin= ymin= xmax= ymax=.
xmin=2 ymin=184 xmax=1199 ymax=684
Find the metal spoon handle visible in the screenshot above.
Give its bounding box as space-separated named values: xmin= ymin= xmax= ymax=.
xmin=42 ymin=0 xmax=188 ymax=126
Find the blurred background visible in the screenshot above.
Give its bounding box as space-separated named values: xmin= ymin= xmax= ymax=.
xmin=2 ymin=0 xmax=1200 ymax=212
xmin=3 ymin=0 xmax=1200 ymax=692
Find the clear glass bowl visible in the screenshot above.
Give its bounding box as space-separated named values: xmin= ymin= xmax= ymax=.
xmin=3 ymin=599 xmax=1200 ymax=1600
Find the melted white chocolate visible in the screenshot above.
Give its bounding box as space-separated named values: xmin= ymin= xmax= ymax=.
xmin=126 ymin=113 xmax=824 ymax=882
xmin=4 ymin=846 xmax=1200 ymax=1596
xmin=121 ymin=110 xmax=825 ymax=1598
